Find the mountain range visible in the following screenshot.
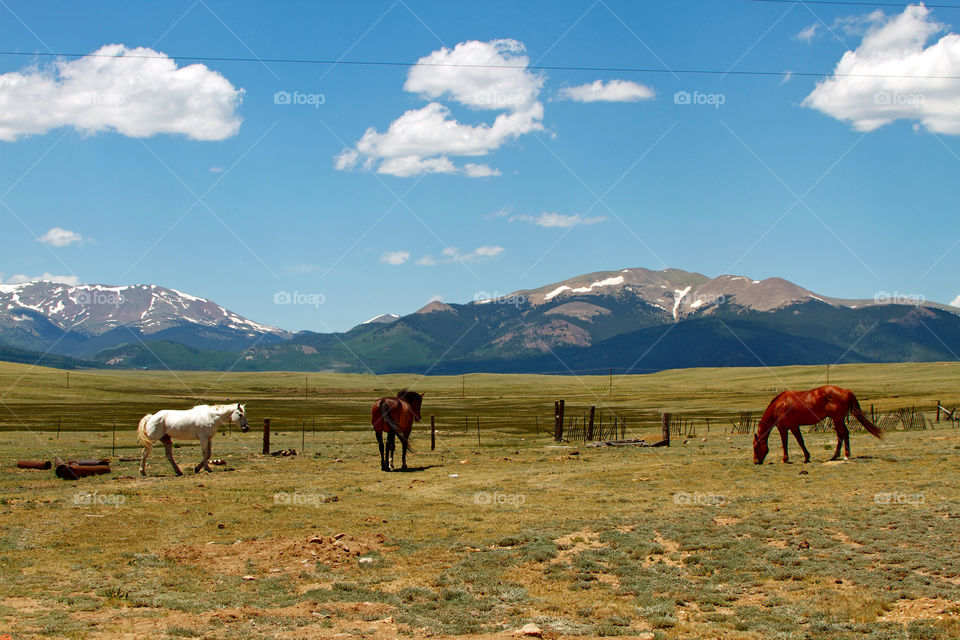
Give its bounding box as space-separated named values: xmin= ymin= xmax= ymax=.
xmin=1 ymin=268 xmax=957 ymax=373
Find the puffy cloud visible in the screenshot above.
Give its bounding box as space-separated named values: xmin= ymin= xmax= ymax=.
xmin=417 ymin=245 xmax=504 ymax=266
xmin=0 ymin=44 xmax=242 ymax=142
xmin=510 ymin=212 xmax=606 ymax=228
xmin=558 ymin=79 xmax=654 ymax=103
xmin=336 ymin=39 xmax=543 ymax=178
xmin=380 ymin=251 xmax=410 ymax=266
xmin=405 ymin=39 xmax=543 ymax=112
xmin=4 ymin=273 xmax=79 ymax=285
xmin=804 ymin=6 xmax=960 ymax=134
xmin=951 ymin=293 xmax=960 ymax=307
xmin=38 ymin=227 xmax=84 ymax=247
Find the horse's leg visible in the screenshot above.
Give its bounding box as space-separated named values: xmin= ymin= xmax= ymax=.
xmin=139 ymin=443 xmax=151 ymax=476
xmin=400 ymin=434 xmax=408 ymax=471
xmin=376 ymin=430 xmax=387 ymax=471
xmin=195 ymin=434 xmax=209 ymax=473
xmin=386 ymin=431 xmax=395 ymax=471
xmin=779 ymin=426 xmax=790 ymax=463
xmin=161 ymin=434 xmax=183 ymax=476
xmin=834 ymin=416 xmax=851 ymax=460
xmin=791 ymin=426 xmax=811 ymax=463
xmin=829 ymin=418 xmax=844 ymax=461
xmin=202 ymin=436 xmax=213 ymax=472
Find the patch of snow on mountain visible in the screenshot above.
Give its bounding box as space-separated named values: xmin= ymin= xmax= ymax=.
xmin=363 ymin=313 xmax=400 ymax=324
xmin=673 ymin=286 xmax=691 ymax=320
xmin=544 ymin=276 xmax=625 ymax=301
xmin=544 ymin=285 xmax=572 ymax=301
xmin=166 ymin=288 xmax=206 ymax=303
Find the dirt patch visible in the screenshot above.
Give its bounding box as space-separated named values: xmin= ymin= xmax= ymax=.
xmin=831 ymin=530 xmax=863 ymax=548
xmin=1 ymin=596 xmax=48 ymax=613
xmin=73 ymin=601 xmax=401 ymax=639
xmin=878 ymin=597 xmax=960 ymax=622
xmin=713 ymin=516 xmax=741 ymax=527
xmin=644 ymin=531 xmax=687 ymax=568
xmin=555 ymin=528 xmax=608 ymax=561
xmin=164 ymin=533 xmax=387 ymax=575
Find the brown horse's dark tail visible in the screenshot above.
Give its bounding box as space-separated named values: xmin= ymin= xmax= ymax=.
xmin=849 ymin=394 xmax=883 ymax=439
xmin=379 ymin=399 xmax=413 ymax=452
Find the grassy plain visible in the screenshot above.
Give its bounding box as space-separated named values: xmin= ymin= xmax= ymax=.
xmin=0 ymin=361 xmax=959 ymax=639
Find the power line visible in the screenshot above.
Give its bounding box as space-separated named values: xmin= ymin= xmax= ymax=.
xmin=750 ymin=0 xmax=960 ymax=8
xmin=0 ymin=49 xmax=959 ymax=80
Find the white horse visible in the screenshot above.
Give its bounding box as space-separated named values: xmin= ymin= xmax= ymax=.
xmin=138 ymin=403 xmax=248 ymax=476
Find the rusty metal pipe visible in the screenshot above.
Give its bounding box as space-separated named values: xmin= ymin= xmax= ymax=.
xmin=17 ymin=460 xmax=51 ymax=470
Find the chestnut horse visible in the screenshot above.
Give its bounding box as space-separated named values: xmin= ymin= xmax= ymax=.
xmin=371 ymin=390 xmax=424 ymax=472
xmin=753 ymin=385 xmax=882 ymax=464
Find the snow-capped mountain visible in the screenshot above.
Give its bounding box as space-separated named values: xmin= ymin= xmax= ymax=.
xmin=1 ymin=268 xmax=958 ymax=373
xmin=0 ymin=281 xmax=289 ymax=358
xmin=512 ymin=267 xmax=868 ymax=318
xmin=0 ymin=281 xmax=286 ymax=336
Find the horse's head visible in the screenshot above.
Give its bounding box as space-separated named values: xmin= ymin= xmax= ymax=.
xmin=753 ymin=432 xmax=768 ymax=464
xmin=398 ymin=390 xmax=424 ymax=422
xmin=233 ymin=403 xmax=249 ymax=432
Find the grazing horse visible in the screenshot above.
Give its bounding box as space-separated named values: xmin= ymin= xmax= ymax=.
xmin=138 ymin=403 xmax=248 ymax=476
xmin=753 ymin=386 xmax=882 ymax=464
xmin=371 ymin=390 xmax=423 ymax=471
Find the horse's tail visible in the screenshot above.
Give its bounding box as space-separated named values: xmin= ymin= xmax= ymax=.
xmin=849 ymin=394 xmax=883 ymax=439
xmin=378 ymin=399 xmax=413 ymax=453
xmin=137 ymin=414 xmax=155 ymax=448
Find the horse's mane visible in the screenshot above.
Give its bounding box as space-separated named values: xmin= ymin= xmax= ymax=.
xmin=397 ymin=389 xmax=422 ymax=403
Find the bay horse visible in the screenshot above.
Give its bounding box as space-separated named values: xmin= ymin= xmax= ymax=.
xmin=371 ymin=390 xmax=423 ymax=472
xmin=138 ymin=403 xmax=248 ymax=476
xmin=753 ymin=386 xmax=881 ymax=464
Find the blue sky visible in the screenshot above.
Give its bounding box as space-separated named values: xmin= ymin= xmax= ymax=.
xmin=1 ymin=0 xmax=959 ymax=332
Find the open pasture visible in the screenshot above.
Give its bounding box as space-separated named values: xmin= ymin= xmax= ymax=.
xmin=1 ymin=361 xmax=960 ymax=639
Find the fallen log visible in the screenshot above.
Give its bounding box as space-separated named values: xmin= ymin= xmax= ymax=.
xmin=17 ymin=460 xmax=51 ymax=470
xmin=67 ymin=459 xmax=111 ymax=466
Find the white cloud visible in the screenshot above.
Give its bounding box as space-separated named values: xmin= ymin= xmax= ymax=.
xmin=38 ymin=227 xmax=85 ymax=247
xmin=417 ymin=245 xmax=504 ymax=266
xmin=0 ymin=44 xmax=242 ymax=142
xmin=336 ymin=39 xmax=543 ymax=178
xmin=951 ymin=293 xmax=960 ymax=307
xmin=797 ymin=23 xmax=820 ymax=43
xmin=510 ymin=212 xmax=606 ymax=228
xmin=804 ymin=6 xmax=960 ymax=134
xmin=209 ymin=166 xmax=224 ymax=173
xmin=4 ymin=273 xmax=79 ymax=285
xmin=558 ymin=79 xmax=654 ymax=103
xmin=380 ymin=251 xmax=410 ymax=266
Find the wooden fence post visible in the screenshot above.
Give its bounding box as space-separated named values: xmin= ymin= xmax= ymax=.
xmin=554 ymin=401 xmax=560 ymax=440
xmin=262 ymin=418 xmax=271 ymax=454
xmin=555 ymin=400 xmax=565 ymax=441
xmin=662 ymin=413 xmax=671 ymax=447
xmin=431 ymin=415 xmax=436 ymax=451
xmin=587 ymin=406 xmax=596 ymax=441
